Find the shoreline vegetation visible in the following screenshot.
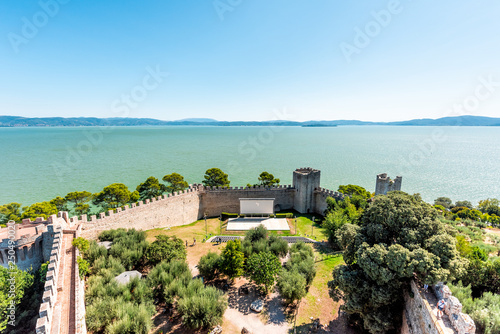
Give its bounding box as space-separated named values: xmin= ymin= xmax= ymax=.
xmin=1 ymin=115 xmax=500 ymax=127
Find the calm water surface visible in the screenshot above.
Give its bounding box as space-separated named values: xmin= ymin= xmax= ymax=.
xmin=0 ymin=126 xmax=499 ymax=206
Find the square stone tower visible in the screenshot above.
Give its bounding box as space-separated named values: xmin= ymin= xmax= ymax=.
xmin=375 ymin=173 xmax=402 ymax=195
xmin=293 ymin=167 xmax=321 ymax=213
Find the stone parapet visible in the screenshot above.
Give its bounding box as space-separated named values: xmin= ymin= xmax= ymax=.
xmin=35 ymin=225 xmax=63 ymax=334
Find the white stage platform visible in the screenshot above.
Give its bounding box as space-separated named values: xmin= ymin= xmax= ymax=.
xmin=226 ymin=217 xmax=290 ymax=231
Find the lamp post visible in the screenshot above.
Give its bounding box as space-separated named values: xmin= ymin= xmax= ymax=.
xmin=312 ymin=216 xmax=315 ymax=238
xmin=204 ymin=213 xmax=207 ymax=238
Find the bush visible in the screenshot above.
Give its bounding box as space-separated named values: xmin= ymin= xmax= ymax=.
xmin=245 ymin=225 xmax=268 ymax=243
xmin=145 ymin=235 xmax=186 ymax=266
xmin=177 ymin=284 xmax=228 ymax=329
xmin=221 ymin=212 xmax=238 ymax=220
xmin=275 ymin=213 xmax=293 ymax=218
xmin=449 ymin=282 xmax=500 ymax=334
xmin=77 ymin=256 xmax=89 ymax=279
xmin=147 ymin=260 xmax=192 ymax=304
xmin=269 ymin=235 xmax=289 ymax=258
xmin=84 ymin=241 xmax=108 ymax=266
xmin=72 ymin=237 xmax=89 ymax=253
xmin=198 ymin=252 xmax=221 ymax=281
xmin=277 ymin=269 xmax=307 ymax=305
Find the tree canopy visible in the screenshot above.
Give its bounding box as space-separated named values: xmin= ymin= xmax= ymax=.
xmin=338 ymin=184 xmax=371 ymax=199
xmin=328 ymin=191 xmax=466 ymax=334
xmin=136 ymin=177 xmax=166 ymax=200
xmin=93 ymin=183 xmax=140 ymax=209
xmin=21 ymin=202 xmax=57 ymax=220
xmin=202 ymin=168 xmax=230 ymax=187
xmin=246 ymin=251 xmax=281 ymax=293
xmin=257 ymin=171 xmax=280 ymax=187
xmin=220 ymin=239 xmax=244 ymax=280
xmin=162 ymin=173 xmax=189 ymax=194
xmin=0 ymin=202 xmax=21 ymax=224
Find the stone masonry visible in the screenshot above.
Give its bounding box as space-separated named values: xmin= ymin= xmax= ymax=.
xmin=402 ymin=280 xmax=475 ymax=334
xmin=375 ymin=173 xmax=402 ymax=195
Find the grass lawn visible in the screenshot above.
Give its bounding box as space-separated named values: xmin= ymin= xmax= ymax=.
xmin=288 ymin=214 xmax=328 ymax=241
xmin=293 ymin=244 xmax=344 ymax=331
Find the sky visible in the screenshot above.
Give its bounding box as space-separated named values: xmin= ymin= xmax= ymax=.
xmin=0 ymin=0 xmax=499 ymax=122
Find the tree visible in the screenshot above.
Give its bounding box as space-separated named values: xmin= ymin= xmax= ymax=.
xmin=277 ymin=269 xmax=307 ymax=305
xmin=145 ymin=235 xmax=186 ymax=266
xmin=136 ymin=176 xmax=166 ymax=200
xmin=198 ymin=252 xmax=221 ymax=281
xmin=93 ymin=183 xmax=140 ymax=209
xmin=246 ymin=251 xmax=281 ymax=293
xmin=176 ymin=280 xmax=228 ymax=329
xmin=21 ymin=202 xmax=57 ymax=220
xmin=65 ymin=191 xmax=92 ymax=215
xmin=323 ymin=209 xmax=350 ymax=247
xmin=162 ymin=173 xmax=189 ymax=194
xmin=220 ymin=239 xmax=244 ymax=280
xmin=328 ymin=192 xmax=466 ymax=334
xmin=0 ymin=265 xmax=34 ymax=331
xmin=338 ymin=184 xmax=371 ymax=199
xmin=434 ymin=197 xmax=453 ymax=209
xmin=455 ymin=200 xmax=473 ymax=209
xmin=258 ymin=171 xmax=280 ymax=187
xmin=0 ymin=202 xmax=22 ymax=224
xmin=49 ymin=196 xmax=68 ymax=212
xmin=202 ymin=168 xmax=230 ymax=187
xmin=478 ymin=198 xmax=500 ymax=216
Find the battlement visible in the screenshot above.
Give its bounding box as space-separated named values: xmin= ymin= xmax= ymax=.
xmin=375 ymin=173 xmax=402 ymax=195
xmin=294 ymin=167 xmax=320 ymax=176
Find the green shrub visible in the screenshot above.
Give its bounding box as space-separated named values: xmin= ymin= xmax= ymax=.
xmin=72 ymin=237 xmax=89 ymax=253
xmin=269 ymin=235 xmax=289 ymax=258
xmin=198 ymin=252 xmax=221 ymax=281
xmin=147 ymin=260 xmax=191 ymax=303
xmin=449 ymin=282 xmax=500 ymax=334
xmin=145 ymin=235 xmax=186 ymax=266
xmin=77 ymin=256 xmax=89 ymax=279
xmin=221 ymin=212 xmax=238 ymax=220
xmin=246 ymin=251 xmax=281 ymax=293
xmin=245 ymin=225 xmax=268 ymax=243
xmin=277 ymin=269 xmax=307 ymax=304
xmin=177 ymin=285 xmax=228 ymax=329
xmin=85 ymin=241 xmax=108 ymax=266
xmin=276 ymin=213 xmax=293 ymax=218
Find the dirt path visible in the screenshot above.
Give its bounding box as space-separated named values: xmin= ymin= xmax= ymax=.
xmin=223 ymin=279 xmax=290 ymax=334
xmin=51 ymin=232 xmax=76 ymax=334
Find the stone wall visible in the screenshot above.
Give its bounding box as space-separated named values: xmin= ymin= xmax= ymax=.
xmin=0 ymin=215 xmax=62 ymax=271
xmin=79 ymin=185 xmax=202 ymax=240
xmin=200 ymin=185 xmax=296 ymax=217
xmin=35 ymin=225 xmax=63 ymax=334
xmin=402 ymin=280 xmax=475 ymax=334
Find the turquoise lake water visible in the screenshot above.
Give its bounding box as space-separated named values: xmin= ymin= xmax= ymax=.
xmin=0 ymin=126 xmax=499 ymax=206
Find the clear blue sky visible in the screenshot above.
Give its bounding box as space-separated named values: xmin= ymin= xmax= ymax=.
xmin=0 ymin=0 xmax=499 ymax=122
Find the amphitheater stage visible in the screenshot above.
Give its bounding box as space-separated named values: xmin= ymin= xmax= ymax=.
xmin=226 ymin=217 xmax=290 ymax=231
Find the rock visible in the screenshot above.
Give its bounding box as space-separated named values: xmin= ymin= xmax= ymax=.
xmin=250 ymin=299 xmax=264 ymax=313
xmin=241 ymin=328 xmax=251 ymax=334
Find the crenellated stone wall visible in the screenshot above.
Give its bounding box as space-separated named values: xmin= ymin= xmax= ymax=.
xmin=35 ymin=225 xmax=63 ymax=334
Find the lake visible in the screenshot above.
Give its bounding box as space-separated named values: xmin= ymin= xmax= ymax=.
xmin=0 ymin=126 xmax=499 ymax=206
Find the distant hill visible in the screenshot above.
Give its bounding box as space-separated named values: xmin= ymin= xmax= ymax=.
xmin=0 ymin=115 xmax=499 ymax=127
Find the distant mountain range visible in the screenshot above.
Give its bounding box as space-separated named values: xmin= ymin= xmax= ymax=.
xmin=0 ymin=115 xmax=499 ymax=127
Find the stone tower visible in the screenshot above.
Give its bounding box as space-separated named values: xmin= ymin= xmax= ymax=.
xmin=375 ymin=173 xmax=402 ymax=195
xmin=293 ymin=167 xmax=321 ymax=213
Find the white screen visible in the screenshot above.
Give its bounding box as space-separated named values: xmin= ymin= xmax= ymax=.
xmin=240 ymin=199 xmax=275 ymax=214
